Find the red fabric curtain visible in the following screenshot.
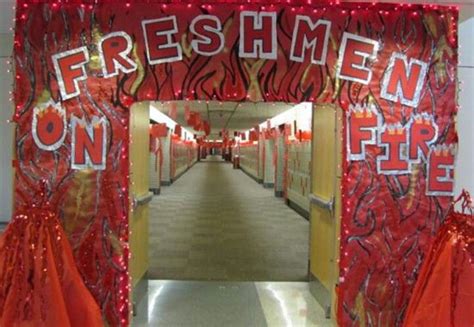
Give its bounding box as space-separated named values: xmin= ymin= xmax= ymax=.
xmin=0 ymin=207 xmax=103 ymax=327
xmin=403 ymin=193 xmax=474 ymax=327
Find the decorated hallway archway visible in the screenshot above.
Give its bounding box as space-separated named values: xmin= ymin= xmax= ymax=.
xmin=10 ymin=1 xmax=457 ymax=325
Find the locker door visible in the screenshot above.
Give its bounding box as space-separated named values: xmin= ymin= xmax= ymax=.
xmin=263 ymin=138 xmax=275 ymax=188
xmin=274 ymin=132 xmax=285 ymax=197
xmin=309 ymin=104 xmax=342 ymax=320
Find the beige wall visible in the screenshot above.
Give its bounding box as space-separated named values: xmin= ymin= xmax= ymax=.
xmin=455 ymin=7 xmax=474 ymax=204
xmin=0 ymin=1 xmax=14 ymax=222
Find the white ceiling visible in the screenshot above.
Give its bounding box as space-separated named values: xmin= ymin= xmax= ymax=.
xmin=152 ymin=101 xmax=293 ymax=140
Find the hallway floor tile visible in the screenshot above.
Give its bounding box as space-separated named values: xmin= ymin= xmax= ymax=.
xmin=132 ymin=280 xmax=330 ymax=327
xmin=149 ymin=157 xmax=309 ymax=281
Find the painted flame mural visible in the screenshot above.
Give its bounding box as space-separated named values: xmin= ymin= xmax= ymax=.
xmin=11 ymin=1 xmax=458 ymax=326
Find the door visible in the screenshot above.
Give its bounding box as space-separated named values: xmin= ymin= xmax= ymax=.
xmin=309 ymin=104 xmax=342 ymax=321
xmin=129 ymin=102 xmax=152 ymax=310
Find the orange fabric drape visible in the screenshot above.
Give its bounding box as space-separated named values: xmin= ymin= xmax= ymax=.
xmin=403 ymin=196 xmax=474 ymax=327
xmin=0 ymin=208 xmax=103 ymax=327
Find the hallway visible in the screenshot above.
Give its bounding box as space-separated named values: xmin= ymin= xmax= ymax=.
xmin=149 ymin=156 xmax=309 ymax=281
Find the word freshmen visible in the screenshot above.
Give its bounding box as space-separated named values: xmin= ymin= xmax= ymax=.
xmin=52 ymin=11 xmax=427 ymax=109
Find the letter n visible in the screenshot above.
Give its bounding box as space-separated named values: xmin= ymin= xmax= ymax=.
xmin=71 ymin=116 xmax=107 ymax=170
xmin=380 ymin=52 xmax=428 ymax=108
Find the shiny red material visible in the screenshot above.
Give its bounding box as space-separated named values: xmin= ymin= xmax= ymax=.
xmin=403 ymin=192 xmax=474 ymax=327
xmin=0 ymin=206 xmax=102 ymax=327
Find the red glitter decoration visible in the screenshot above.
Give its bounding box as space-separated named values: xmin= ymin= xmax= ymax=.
xmin=403 ymin=191 xmax=474 ymax=326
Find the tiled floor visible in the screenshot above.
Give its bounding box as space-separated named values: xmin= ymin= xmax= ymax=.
xmin=149 ymin=156 xmax=309 ymax=281
xmin=132 ymin=280 xmax=330 ymax=327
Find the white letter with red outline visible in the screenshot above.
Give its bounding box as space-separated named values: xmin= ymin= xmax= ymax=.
xmin=377 ymin=123 xmax=410 ymax=175
xmin=190 ymin=15 xmax=224 ymax=56
xmin=52 ymin=46 xmax=90 ymax=100
xmin=346 ymin=103 xmax=382 ymax=161
xmin=426 ymin=144 xmax=456 ymax=196
xmin=71 ymin=116 xmax=107 ymax=170
xmin=239 ymin=11 xmax=277 ymax=60
xmin=32 ymin=99 xmax=67 ymax=151
xmin=407 ymin=113 xmax=438 ymax=166
xmin=142 ymin=16 xmax=182 ymax=65
xmin=98 ymin=31 xmax=138 ymax=78
xmin=380 ymin=52 xmax=429 ymax=108
xmin=336 ymin=33 xmax=380 ymax=85
xmin=290 ymin=16 xmax=331 ymax=65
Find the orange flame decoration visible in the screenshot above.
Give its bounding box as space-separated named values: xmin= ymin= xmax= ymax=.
xmin=386 ymin=122 xmax=405 ymax=135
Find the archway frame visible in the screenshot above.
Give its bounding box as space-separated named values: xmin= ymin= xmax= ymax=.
xmin=11 ymin=1 xmax=458 ymax=325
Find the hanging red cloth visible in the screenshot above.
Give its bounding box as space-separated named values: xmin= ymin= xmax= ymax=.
xmin=0 ymin=186 xmax=103 ymax=327
xmin=403 ymin=190 xmax=474 ymax=327
xmin=150 ymin=123 xmax=168 ymax=138
xmin=202 ymin=121 xmax=211 ymax=136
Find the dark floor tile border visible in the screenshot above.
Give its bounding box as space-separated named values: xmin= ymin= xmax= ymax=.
xmin=263 ymin=183 xmax=274 ymax=189
xmin=287 ymin=199 xmax=310 ymax=220
xmin=274 ymin=190 xmax=284 ymax=198
xmin=240 ymin=166 xmax=263 ymax=184
xmin=150 ymin=188 xmax=160 ymax=195
xmin=171 ymin=160 xmax=198 ymax=184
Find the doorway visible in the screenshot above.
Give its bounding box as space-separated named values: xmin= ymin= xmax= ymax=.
xmin=145 ymin=101 xmax=315 ymax=282
xmin=128 ymin=98 xmax=343 ymax=325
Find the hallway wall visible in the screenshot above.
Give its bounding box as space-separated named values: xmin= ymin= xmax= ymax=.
xmin=239 ymin=143 xmax=259 ymax=181
xmin=171 ymin=140 xmax=198 ymax=181
xmin=455 ymin=8 xmax=474 ymax=202
xmin=263 ymin=139 xmax=275 ymax=187
xmin=0 ymin=1 xmax=14 ymax=222
xmin=286 ymin=140 xmax=311 ymax=215
xmin=149 ymin=151 xmax=161 ymax=193
xmin=160 ymin=133 xmax=172 ymax=185
xmin=274 ymin=133 xmax=286 ymax=197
